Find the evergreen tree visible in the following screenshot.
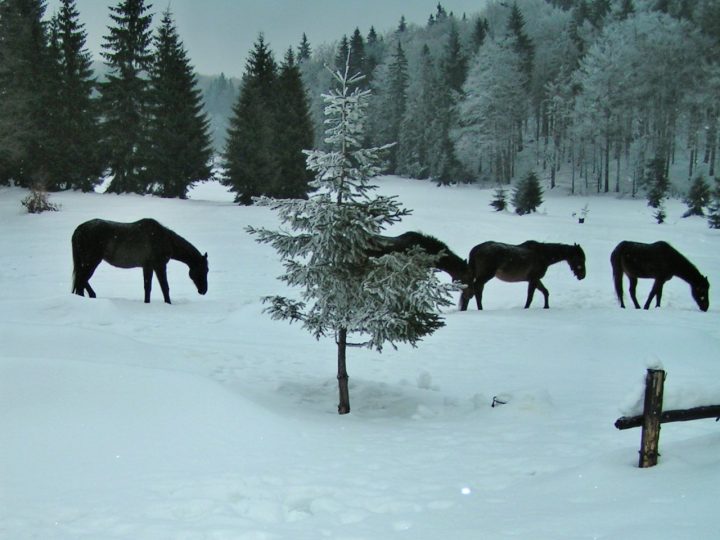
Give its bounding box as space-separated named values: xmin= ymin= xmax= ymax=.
xmin=512 ymin=170 xmax=544 ymax=215
xmin=0 ymin=0 xmax=54 ymax=187
xmin=222 ymin=33 xmax=279 ymax=205
xmin=644 ymin=157 xmax=669 ymax=209
xmin=334 ymin=34 xmax=349 ymax=73
xmin=443 ymin=22 xmax=467 ymax=93
xmin=397 ymin=15 xmax=407 ymax=33
xmin=297 ymin=32 xmax=311 ymax=63
xmin=145 ymin=9 xmax=212 ymax=198
xmin=383 ymin=41 xmax=408 ymax=172
xmin=274 ymin=47 xmax=314 ymax=199
xmin=683 ymin=175 xmax=711 ymax=217
xmin=100 ymin=0 xmax=154 ymax=194
xmin=397 ymin=44 xmax=435 ymax=179
xmin=617 ymin=0 xmax=635 ymax=20
xmin=248 ymin=62 xmax=454 ymax=414
xmin=348 ymin=27 xmax=367 ymax=87
xmin=490 ymin=185 xmax=508 ymax=212
xmin=506 ymin=2 xmax=534 ymax=91
xmin=707 ymin=177 xmax=720 ymax=229
xmin=472 ymin=17 xmax=489 ymax=53
xmin=49 ymin=0 xmax=103 ymax=191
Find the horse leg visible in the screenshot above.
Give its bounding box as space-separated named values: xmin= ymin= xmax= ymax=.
xmin=644 ymin=279 xmax=664 ymax=309
xmin=474 ymin=280 xmax=487 ymax=310
xmin=154 ymin=263 xmax=171 ymax=304
xmin=459 ymin=283 xmax=473 ymax=311
xmin=524 ymin=281 xmax=537 ymax=309
xmin=143 ymin=266 xmax=153 ymax=303
xmin=628 ymin=276 xmax=642 ymax=309
xmin=74 ymin=260 xmax=99 ymax=298
xmin=536 ymin=280 xmax=550 ymax=309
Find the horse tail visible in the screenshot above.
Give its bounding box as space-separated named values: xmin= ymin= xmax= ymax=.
xmin=71 ymin=227 xmax=82 ymax=294
xmin=610 ymin=243 xmax=624 ymax=305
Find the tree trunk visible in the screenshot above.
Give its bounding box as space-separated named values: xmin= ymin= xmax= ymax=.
xmin=337 ymin=327 xmax=350 ymax=415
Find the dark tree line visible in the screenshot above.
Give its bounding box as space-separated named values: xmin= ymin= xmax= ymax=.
xmin=0 ymin=0 xmax=212 ymax=198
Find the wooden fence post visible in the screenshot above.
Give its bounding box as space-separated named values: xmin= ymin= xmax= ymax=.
xmin=639 ymin=369 xmax=666 ymax=468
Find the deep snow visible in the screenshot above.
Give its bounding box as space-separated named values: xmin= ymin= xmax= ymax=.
xmin=1 ymin=177 xmax=719 ymax=539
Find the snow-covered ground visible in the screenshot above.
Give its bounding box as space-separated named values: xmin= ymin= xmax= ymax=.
xmin=2 ymin=177 xmax=719 ymax=539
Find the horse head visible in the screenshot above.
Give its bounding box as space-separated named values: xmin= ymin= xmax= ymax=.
xmin=691 ymin=275 xmax=710 ymax=312
xmin=189 ymin=252 xmax=209 ymax=295
xmin=569 ymin=244 xmax=586 ymax=280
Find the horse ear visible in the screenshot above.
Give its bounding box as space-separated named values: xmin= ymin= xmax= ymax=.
xmin=204 ymin=252 xmax=208 ymax=259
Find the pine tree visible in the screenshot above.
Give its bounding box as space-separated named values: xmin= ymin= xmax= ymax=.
xmin=222 ymin=33 xmax=279 ymax=205
xmin=443 ymin=22 xmax=467 ymax=93
xmin=512 ymin=170 xmax=544 ymax=215
xmin=145 ymin=9 xmax=212 ymax=198
xmin=683 ymin=175 xmax=711 ymax=217
xmin=506 ymin=2 xmax=534 ymax=91
xmin=472 ymin=17 xmax=489 ymax=53
xmin=348 ymin=28 xmax=368 ymax=88
xmin=490 ymin=185 xmax=508 ymax=212
xmin=0 ymin=0 xmax=55 ymax=187
xmin=274 ymin=47 xmax=314 ymax=199
xmin=334 ymin=35 xmax=349 ymax=73
xmin=297 ymin=32 xmax=311 ymax=63
xmin=49 ymin=0 xmax=104 ymax=191
xmin=383 ymin=41 xmax=408 ymax=172
xmin=397 ymin=44 xmax=435 ymax=179
xmin=644 ymin=157 xmax=669 ymax=209
xmin=100 ymin=0 xmax=154 ymax=194
xmin=248 ymin=62 xmax=454 ymax=415
xmin=707 ymin=177 xmax=720 ymax=229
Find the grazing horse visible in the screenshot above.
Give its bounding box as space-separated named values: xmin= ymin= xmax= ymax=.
xmin=461 ymin=241 xmax=586 ymax=310
xmin=369 ymin=231 xmax=473 ymax=302
xmin=72 ymin=218 xmax=208 ymax=304
xmin=610 ymin=240 xmax=709 ymax=311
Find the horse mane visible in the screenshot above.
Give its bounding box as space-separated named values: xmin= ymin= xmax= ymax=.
xmin=164 ymin=224 xmax=203 ymax=264
xmin=395 ymin=231 xmax=470 ymax=282
xmin=666 ymin=242 xmax=707 ymax=285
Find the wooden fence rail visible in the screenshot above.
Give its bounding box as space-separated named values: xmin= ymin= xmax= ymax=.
xmin=614 ymin=369 xmax=720 ymax=468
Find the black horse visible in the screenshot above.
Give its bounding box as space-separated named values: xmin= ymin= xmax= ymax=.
xmin=461 ymin=240 xmax=586 ymax=310
xmin=72 ymin=218 xmax=208 ymax=304
xmin=369 ymin=231 xmax=473 ymax=301
xmin=610 ymin=240 xmax=709 ymax=311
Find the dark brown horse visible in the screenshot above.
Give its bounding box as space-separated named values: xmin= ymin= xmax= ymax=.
xmin=461 ymin=241 xmax=586 ymax=310
xmin=72 ymin=218 xmax=208 ymax=304
xmin=611 ymin=241 xmax=709 ymax=311
xmin=369 ymin=231 xmax=473 ymax=302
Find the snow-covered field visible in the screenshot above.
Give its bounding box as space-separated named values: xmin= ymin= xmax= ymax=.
xmin=2 ymin=176 xmax=719 ymax=539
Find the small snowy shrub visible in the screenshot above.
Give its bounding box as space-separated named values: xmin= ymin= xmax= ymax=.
xmin=21 ymin=186 xmax=59 ymax=214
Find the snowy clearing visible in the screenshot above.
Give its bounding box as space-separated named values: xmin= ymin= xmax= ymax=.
xmin=1 ymin=177 xmax=719 ymax=539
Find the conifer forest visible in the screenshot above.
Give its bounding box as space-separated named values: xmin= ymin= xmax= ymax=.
xmin=2 ymin=0 xmax=720 ymax=208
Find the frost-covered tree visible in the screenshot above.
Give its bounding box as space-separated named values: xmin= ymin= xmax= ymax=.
xmin=248 ymin=62 xmax=454 ymax=415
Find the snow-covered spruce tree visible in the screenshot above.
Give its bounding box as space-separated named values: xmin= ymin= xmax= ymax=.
xmin=248 ymin=61 xmax=455 ymax=415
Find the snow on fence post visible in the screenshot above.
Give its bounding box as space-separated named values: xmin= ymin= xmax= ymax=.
xmin=615 ymin=369 xmax=720 ymax=468
xmin=638 ymin=369 xmax=666 ymax=468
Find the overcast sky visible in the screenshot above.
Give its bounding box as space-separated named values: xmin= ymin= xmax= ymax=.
xmin=45 ymin=0 xmax=489 ymax=77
